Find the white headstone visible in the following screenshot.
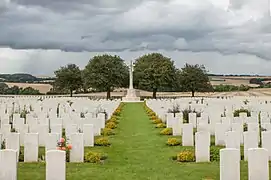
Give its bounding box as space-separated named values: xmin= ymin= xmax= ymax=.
xmin=38 ymin=124 xmax=49 ymax=146
xmin=220 ymin=148 xmax=240 ymax=180
xmin=70 ymin=133 xmax=84 ymax=162
xmin=46 ymin=150 xmax=66 ymax=180
xmin=5 ymin=133 xmax=20 ymax=158
xmin=24 ymin=133 xmax=39 ymax=162
xmin=261 ymin=131 xmax=271 ymax=160
xmin=248 ymin=148 xmax=269 ymax=180
xmin=50 ymin=124 xmax=62 ymax=135
xmin=244 ymin=131 xmax=258 ymax=161
xmin=225 ymin=131 xmax=240 ymax=150
xmin=231 ymin=123 xmax=244 ymax=144
xmin=189 ymin=113 xmax=197 ymax=128
xmin=46 ymin=133 xmax=60 ymax=152
xmin=182 ymin=123 xmax=194 ymax=146
xmin=195 ymin=131 xmax=210 ymax=162
xmin=0 ymin=149 xmax=17 ymax=180
xmin=83 ymin=124 xmax=94 ymax=147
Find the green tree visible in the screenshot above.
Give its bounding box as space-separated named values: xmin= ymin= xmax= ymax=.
xmin=83 ymin=54 xmax=129 ymax=99
xmin=179 ymin=64 xmax=212 ymax=97
xmin=133 ymin=53 xmax=178 ymax=98
xmin=0 ymin=83 xmax=9 ymax=94
xmin=54 ymin=64 xmax=83 ymax=97
xmin=19 ymin=87 xmax=41 ymax=95
xmin=6 ymin=86 xmax=20 ymax=94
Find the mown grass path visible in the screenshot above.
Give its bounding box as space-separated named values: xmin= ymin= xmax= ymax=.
xmin=19 ymin=103 xmax=251 ymax=180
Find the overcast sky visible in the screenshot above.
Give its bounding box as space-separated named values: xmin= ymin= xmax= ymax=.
xmin=1 ymin=0 xmax=271 ymax=76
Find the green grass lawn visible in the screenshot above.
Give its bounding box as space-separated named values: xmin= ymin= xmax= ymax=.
xmin=18 ymin=103 xmax=268 ymax=180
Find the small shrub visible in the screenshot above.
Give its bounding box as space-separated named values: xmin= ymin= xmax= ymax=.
xmin=176 ymin=150 xmax=195 ymax=162
xmin=19 ymin=150 xmax=24 ymax=162
xmin=113 ymin=109 xmax=121 ymax=116
xmin=167 ymin=138 xmax=181 ymax=146
xmin=105 ymin=122 xmax=117 ymax=129
xmin=171 ymin=155 xmax=177 ymax=161
xmin=11 ymin=128 xmax=17 ymax=133
xmin=150 ymin=115 xmax=158 ymax=120
xmin=167 ymin=104 xmax=180 ymax=117
xmin=233 ymin=109 xmax=251 ymax=117
xmin=152 ymin=118 xmax=162 ymax=124
xmin=182 ymin=109 xmax=201 ymax=123
xmin=95 ymin=137 xmax=111 ymax=146
xmin=147 ymin=110 xmax=156 ymax=117
xmin=160 ymin=128 xmax=173 ymax=135
xmin=156 ymin=123 xmax=166 ymax=128
xmin=107 ymin=117 xmax=119 ymax=124
xmin=1 ymin=140 xmax=5 ymax=149
xmin=84 ymin=151 xmax=107 ymax=163
xmin=20 ymin=109 xmax=29 ymax=119
xmin=101 ymin=128 xmax=115 ymax=136
xmin=210 ymin=146 xmax=220 ymax=161
xmin=243 ymin=123 xmax=248 ymax=131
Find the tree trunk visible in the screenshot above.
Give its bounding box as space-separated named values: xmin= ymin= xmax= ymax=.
xmin=152 ymin=88 xmax=157 ymax=99
xmin=106 ymin=89 xmax=111 ymax=100
xmin=191 ymin=90 xmax=195 ymax=97
xmin=70 ymin=89 xmax=73 ymax=97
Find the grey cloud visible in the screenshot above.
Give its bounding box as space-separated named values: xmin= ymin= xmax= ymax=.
xmin=1 ymin=0 xmax=271 ymax=60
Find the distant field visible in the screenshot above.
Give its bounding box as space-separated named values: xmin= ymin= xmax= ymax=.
xmin=209 ymin=75 xmax=271 ymax=87
xmin=5 ymin=83 xmax=52 ymax=94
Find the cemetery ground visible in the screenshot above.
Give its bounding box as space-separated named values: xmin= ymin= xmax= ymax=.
xmin=18 ymin=103 xmax=268 ymax=180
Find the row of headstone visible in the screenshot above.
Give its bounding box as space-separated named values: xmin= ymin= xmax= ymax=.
xmin=220 ymin=148 xmax=269 ymax=180
xmin=0 ymin=149 xmax=66 ymax=180
xmin=179 ymin=130 xmax=271 ymax=162
xmin=1 ymin=132 xmax=92 ymax=163
xmin=0 ymin=124 xmax=94 ymax=147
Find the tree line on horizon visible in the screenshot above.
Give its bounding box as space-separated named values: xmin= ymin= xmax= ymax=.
xmin=52 ymin=53 xmax=213 ymax=98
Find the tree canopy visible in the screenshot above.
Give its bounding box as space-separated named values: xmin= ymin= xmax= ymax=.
xmin=178 ymin=64 xmax=212 ymax=97
xmin=133 ymin=53 xmax=178 ymax=98
xmin=0 ymin=83 xmax=41 ymax=95
xmin=54 ymin=64 xmax=83 ymax=97
xmin=83 ymin=54 xmax=129 ymax=99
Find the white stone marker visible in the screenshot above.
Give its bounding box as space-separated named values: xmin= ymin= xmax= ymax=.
xmin=195 ymin=131 xmax=210 ymax=162
xmin=65 ymin=124 xmax=77 ymax=139
xmin=38 ymin=124 xmax=49 ymax=146
xmin=18 ymin=124 xmax=29 ymax=146
xmin=244 ymin=131 xmax=258 ymax=161
xmin=0 ymin=149 xmax=17 ymax=180
xmin=197 ymin=123 xmax=211 ymax=134
xmin=225 ymin=131 xmax=240 ymax=150
xmin=1 ymin=124 xmax=11 ymax=139
xmin=166 ymin=116 xmax=174 ymax=128
xmin=5 ymin=133 xmax=20 ymax=158
xmin=261 ymin=131 xmax=271 ymax=160
xmin=83 ymin=124 xmax=94 ymax=147
xmin=248 ymin=148 xmax=269 ymax=180
xmin=46 ymin=133 xmax=60 ymax=152
xmin=247 ymin=123 xmax=259 ymax=142
xmin=70 ymin=133 xmax=84 ymax=162
xmin=172 ymin=122 xmax=182 ymax=136
xmin=215 ymin=123 xmax=229 ymax=146
xmin=182 ymin=123 xmax=194 ymax=146
xmin=46 ymin=150 xmax=66 ymax=180
xmin=220 ymin=148 xmax=240 ymax=180
xmin=50 ymin=124 xmax=62 ymax=135
xmin=231 ymin=123 xmax=244 ymax=144
xmin=24 ymin=133 xmax=39 ymax=162
xmin=189 ymin=113 xmax=197 ymax=128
